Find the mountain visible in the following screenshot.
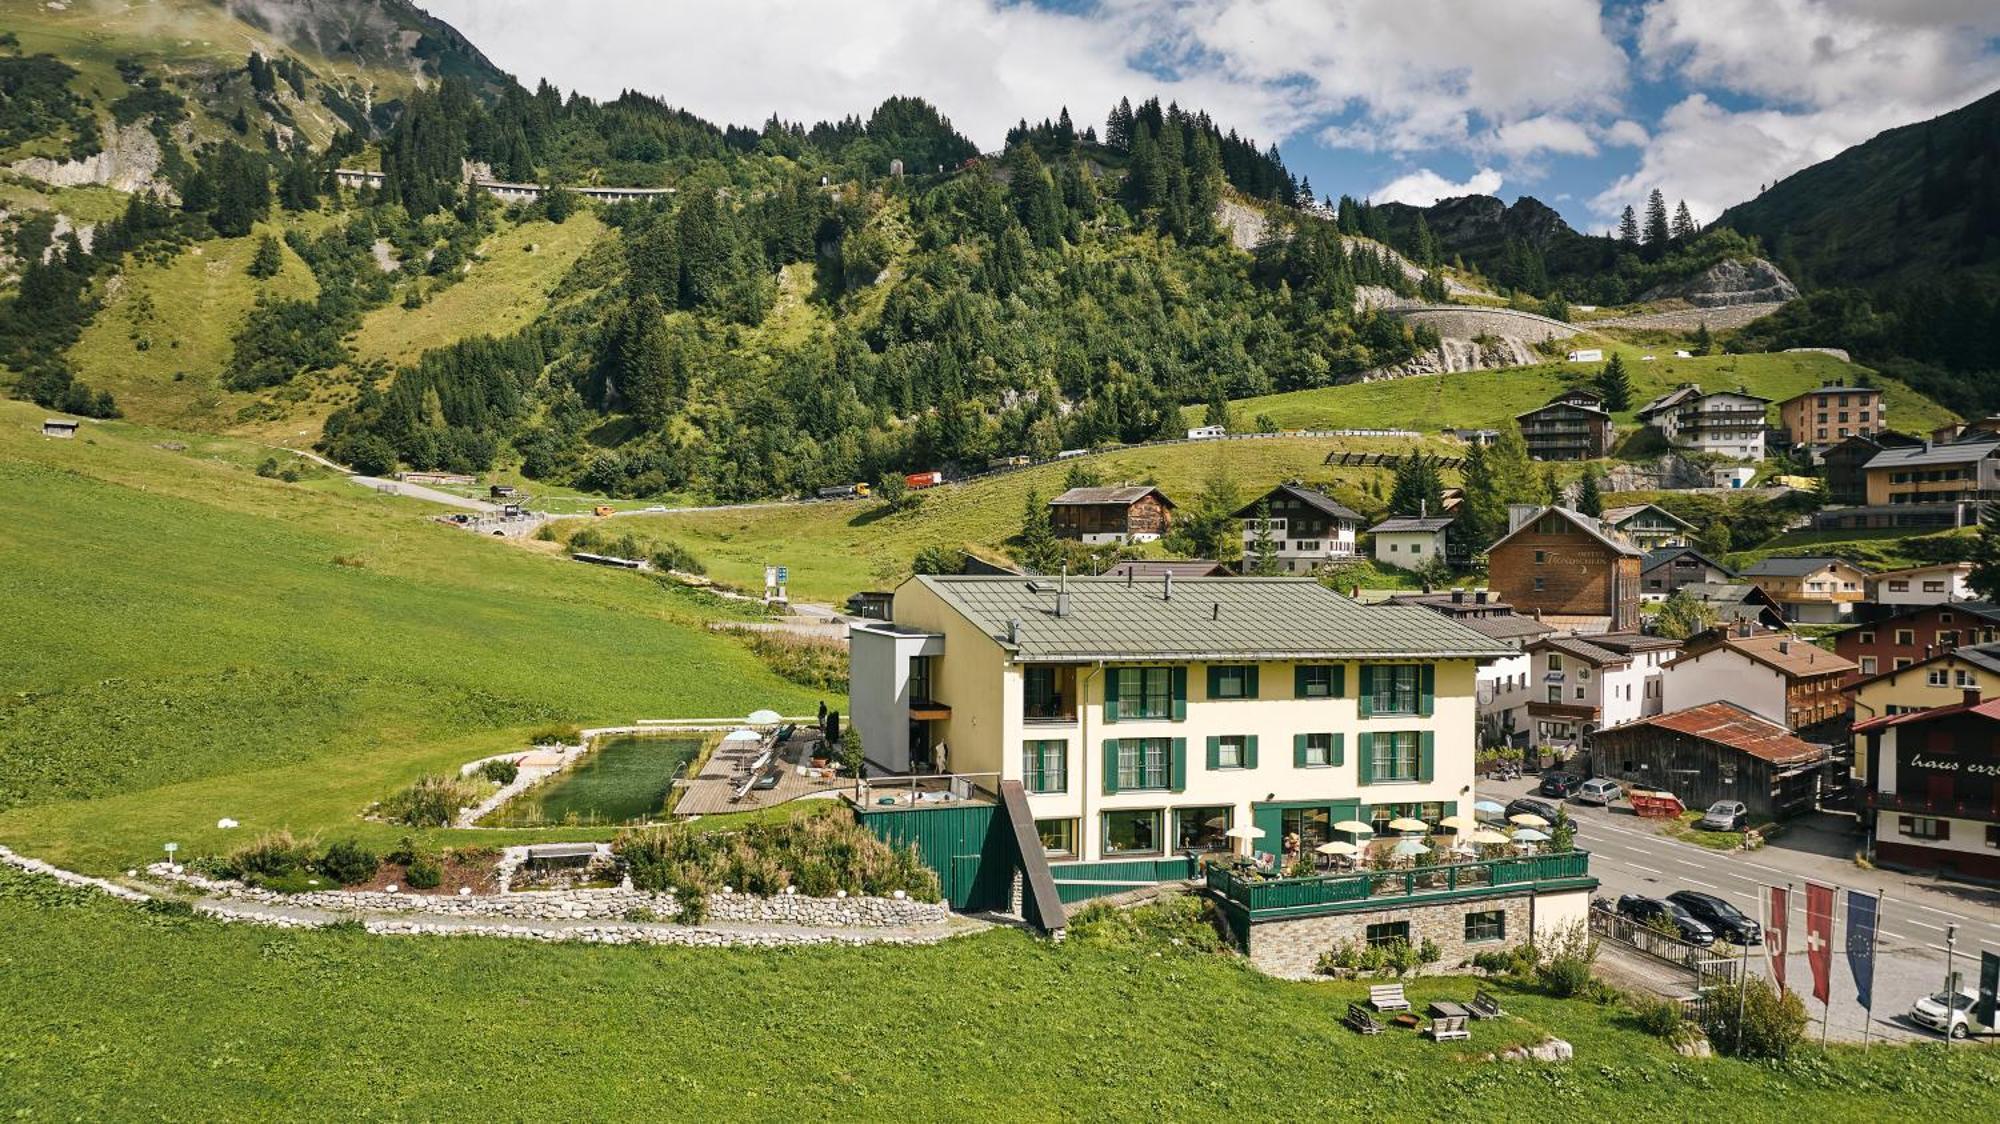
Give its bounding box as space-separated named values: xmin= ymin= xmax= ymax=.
xmin=1716 ymin=88 xmax=2000 ymax=290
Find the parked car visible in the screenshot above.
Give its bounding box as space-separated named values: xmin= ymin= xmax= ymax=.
xmin=1504 ymin=797 xmax=1564 ymax=826
xmin=1616 ymin=894 xmax=1716 ymax=946
xmin=1539 ymin=771 xmax=1582 ymax=798
xmin=1698 ymin=800 xmax=1748 ymax=832
xmin=1575 ymin=778 xmax=1623 ymax=806
xmin=1666 ymin=890 xmax=1762 ymax=945
xmin=1910 ymin=988 xmax=1983 ymax=1038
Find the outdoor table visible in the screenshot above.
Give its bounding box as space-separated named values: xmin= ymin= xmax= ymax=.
xmin=1427 ymin=1000 xmax=1470 ymax=1020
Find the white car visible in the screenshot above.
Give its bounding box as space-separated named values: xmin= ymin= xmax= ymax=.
xmin=1910 ymin=988 xmax=1983 ymax=1039
xmin=1575 ymin=778 xmax=1622 ymax=806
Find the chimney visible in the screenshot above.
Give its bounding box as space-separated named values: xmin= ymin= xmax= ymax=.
xmin=1777 ymin=639 xmax=1791 ymax=655
xmin=1008 ymin=619 xmax=1021 ymax=645
xmin=1163 ymin=572 xmax=1173 ymax=601
xmin=1055 ymin=564 xmax=1071 ymax=618
xmin=1965 ymin=687 xmax=1982 ymax=708
xmin=1475 ymin=588 xmax=1490 ymax=604
xmin=1420 ymin=498 xmax=1428 ymax=519
xmin=1451 ymin=587 xmax=1466 ymax=603
xmin=1125 ymin=566 xmax=1134 ymax=588
xmin=1736 ymin=620 xmax=1753 ymax=638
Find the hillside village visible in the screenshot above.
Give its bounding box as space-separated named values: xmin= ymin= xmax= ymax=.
xmin=1 ymin=0 xmax=1998 ymax=1117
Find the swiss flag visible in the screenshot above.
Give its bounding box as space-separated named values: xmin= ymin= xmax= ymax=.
xmin=1806 ymin=882 xmax=1836 ymax=1006
xmin=1767 ymin=886 xmax=1789 ymax=992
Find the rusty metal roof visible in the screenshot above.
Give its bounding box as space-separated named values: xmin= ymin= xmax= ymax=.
xmin=1600 ymin=701 xmax=1825 ymax=765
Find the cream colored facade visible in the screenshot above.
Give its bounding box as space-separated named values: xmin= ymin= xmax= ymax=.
xmin=877 ymin=579 xmax=1483 ymax=863
xmin=1846 ymin=654 xmax=2000 ymax=782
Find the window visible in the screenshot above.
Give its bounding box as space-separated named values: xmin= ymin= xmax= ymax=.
xmin=1895 ymin=658 xmax=1914 ymax=669
xmin=1574 ymin=686 xmax=1586 ymax=701
xmin=1859 ymin=656 xmax=1878 ymax=675
xmin=1858 ymin=630 xmax=1875 ymax=644
xmin=1535 ymin=550 xmax=1547 ymax=564
xmin=1024 ymin=666 xmax=1070 ymax=721
xmin=1987 ymin=824 xmax=1999 ymax=850
xmin=1957 ymin=670 xmax=1976 ymax=687
xmin=1371 ymin=731 xmax=1421 ymax=782
xmin=1211 ymin=665 xmax=1252 ymax=699
xmin=1300 ymin=732 xmax=1335 ymax=767
xmin=1546 ymin=653 xmax=1562 ymax=672
xmin=1898 ymin=816 xmax=1950 ymax=841
xmin=1371 ymin=664 xmax=1422 ymax=715
xmin=1464 ymin=910 xmax=1506 ymax=943
xmin=1939 ymin=631 xmax=1960 ymax=648
xmin=1036 ymin=818 xmax=1076 ymax=856
xmin=908 ymin=655 xmax=934 ymax=703
xmin=1410 ymin=542 xmax=1424 ymax=555
xmin=1929 ymin=669 xmax=1950 ymax=687
xmin=1888 ymin=580 xmax=1909 ymax=592
xmin=1895 ymin=630 xmax=1915 ymax=646
xmin=1116 ymin=738 xmax=1171 ymax=790
xmin=1174 ymin=807 xmax=1231 ymax=852
xmin=1547 ymin=685 xmax=1562 ymax=704
xmin=1215 ymin=735 xmax=1248 ymax=769
xmin=1924 ymin=580 xmax=1947 ymax=593
xmin=1103 ymin=809 xmax=1163 ymax=855
xmin=1119 ymin=667 xmax=1174 ymax=719
xmin=1297 ymin=665 xmax=1336 ymax=698
xmin=1294 ymin=540 xmax=1321 ymax=553
xmin=1365 ymin=921 xmax=1411 ymax=948
xmin=1533 ymin=576 xmax=1546 ymax=592
xmin=1283 ymin=806 xmax=1332 ymax=851
xmin=1022 ymin=740 xmax=1067 ymax=794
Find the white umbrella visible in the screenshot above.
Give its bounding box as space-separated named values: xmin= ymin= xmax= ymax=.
xmin=1388 ymin=816 xmax=1429 ymax=833
xmin=1391 ymin=838 xmax=1430 ymax=857
xmin=1473 ymin=800 xmax=1506 ymax=814
xmin=746 ymin=708 xmax=782 ymax=725
xmin=1314 ymin=840 xmax=1360 ymax=856
xmin=1332 ymin=820 xmax=1374 ymax=835
xmin=1437 ymin=814 xmax=1478 ymax=832
xmin=1508 ymin=812 xmax=1550 ymax=828
xmin=1512 ymin=827 xmax=1551 ymax=842
xmin=1467 ymin=828 xmax=1512 ymax=845
xmin=721 ymin=729 xmax=761 ymax=744
xmin=1223 ymin=825 xmax=1265 ymax=840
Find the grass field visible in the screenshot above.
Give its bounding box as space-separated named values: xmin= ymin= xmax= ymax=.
xmin=350 ymin=212 xmax=607 ymax=367
xmin=0 ymin=400 xmax=818 ymax=872
xmin=1205 ymin=349 xmax=1958 ymax=440
xmin=594 ymin=436 xmax=1453 ymax=604
xmin=3 ymin=868 xmax=1996 ymax=1118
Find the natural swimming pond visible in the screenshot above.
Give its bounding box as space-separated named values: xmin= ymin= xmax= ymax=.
xmin=480 ymin=736 xmax=703 ymax=827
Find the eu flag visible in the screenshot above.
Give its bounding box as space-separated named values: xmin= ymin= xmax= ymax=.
xmin=1846 ymin=890 xmax=1879 ymax=1011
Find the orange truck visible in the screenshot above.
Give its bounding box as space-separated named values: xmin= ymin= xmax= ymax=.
xmin=593 ymin=505 xmax=615 ymax=517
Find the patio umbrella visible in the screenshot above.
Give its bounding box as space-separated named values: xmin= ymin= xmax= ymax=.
xmin=746 ymin=708 xmax=782 ymax=725
xmin=1467 ymin=828 xmax=1512 ymax=845
xmin=1437 ymin=814 xmax=1479 ymax=832
xmin=1473 ymin=800 xmax=1506 ymax=814
xmin=1332 ymin=820 xmax=1374 ymax=835
xmin=1508 ymin=812 xmax=1550 ymax=828
xmin=1387 ymin=817 xmax=1429 ymax=833
xmin=1223 ymin=825 xmax=1265 ymax=841
xmin=1314 ymin=840 xmax=1360 ymax=856
xmin=1391 ymin=838 xmax=1431 ymax=857
xmin=1511 ymin=827 xmax=1551 ymax=843
xmin=721 ymin=729 xmax=762 ymax=744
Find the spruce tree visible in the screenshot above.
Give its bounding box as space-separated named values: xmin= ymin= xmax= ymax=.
xmin=1594 ymin=353 xmax=1632 ymax=411
xmin=1643 ymin=188 xmax=1671 ymax=249
xmin=1692 ymin=320 xmax=1713 ymax=355
xmin=1672 ymin=199 xmax=1697 ymax=240
xmin=1970 ymin=503 xmax=2000 ymax=603
xmin=1250 ymin=499 xmax=1280 ymax=575
xmin=1019 ymin=487 xmax=1062 ymax=573
xmin=1203 ymin=382 xmax=1230 ymax=428
xmin=1543 ymin=465 xmax=1565 ymax=506
xmin=247 ymin=233 xmax=283 ymax=279
xmin=1388 ymin=452 xmax=1444 ymax=517
xmin=1617 ymin=205 xmax=1640 ymax=246
xmin=1577 ymin=467 xmax=1603 ymax=517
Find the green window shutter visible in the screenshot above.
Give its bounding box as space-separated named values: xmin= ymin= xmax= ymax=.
xmin=1419 ymin=664 xmax=1436 ymax=717
xmin=1102 ymin=739 xmax=1120 ymax=795
xmin=1418 ymin=731 xmax=1436 ymax=783
xmin=1358 ymin=665 xmax=1375 ymax=718
xmin=1357 ymin=732 xmax=1374 ymax=786
xmin=1333 ymin=665 xmax=1346 ymax=698
xmin=1206 ymin=666 xmax=1223 ymax=698
xmin=1244 ymin=735 xmax=1259 ymax=769
xmin=1171 ymin=667 xmax=1188 ymax=721
xmin=1293 ymin=733 xmax=1308 ymax=767
xmin=1245 ymin=666 xmax=1260 ymax=698
xmin=1294 ymin=666 xmax=1310 ymax=698
xmin=1331 ymin=733 xmax=1345 ymax=768
xmin=1169 ymin=738 xmax=1187 ymax=792
xmin=1206 ymin=736 xmax=1220 ymax=770
xmin=1103 ymin=668 xmax=1121 ymax=723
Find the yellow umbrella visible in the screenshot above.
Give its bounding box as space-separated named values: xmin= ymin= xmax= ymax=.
xmin=1387 ymin=817 xmax=1429 ymax=833
xmin=1467 ymin=828 xmax=1512 ymax=845
xmin=1437 ymin=814 xmax=1479 ymax=832
xmin=1332 ymin=820 xmax=1374 ymax=835
xmin=1315 ymin=840 xmax=1360 ymax=856
xmin=1508 ymin=812 xmax=1550 ymax=828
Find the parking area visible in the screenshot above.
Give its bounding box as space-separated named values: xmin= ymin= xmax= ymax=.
xmin=1481 ymin=774 xmax=2000 ymax=1043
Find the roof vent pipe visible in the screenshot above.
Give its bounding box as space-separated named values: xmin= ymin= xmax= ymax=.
xmin=1163 ymin=572 xmax=1173 ymax=601
xmin=1008 ymin=619 xmax=1021 ymax=645
xmin=1211 ymin=601 xmax=1220 ymax=621
xmin=1055 ymin=564 xmax=1071 ymax=618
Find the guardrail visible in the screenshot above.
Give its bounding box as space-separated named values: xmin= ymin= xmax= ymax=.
xmin=1206 ymin=849 xmax=1592 ymax=919
xmin=1589 ymin=902 xmax=1743 ymax=987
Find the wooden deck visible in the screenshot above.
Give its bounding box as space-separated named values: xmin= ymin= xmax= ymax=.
xmin=671 ymin=731 xmax=848 ymax=817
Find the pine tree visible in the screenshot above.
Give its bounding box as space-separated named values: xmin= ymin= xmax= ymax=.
xmin=247 ymin=233 xmax=283 ymax=279
xmin=1543 ymin=465 xmax=1564 ymax=506
xmin=1019 ymin=487 xmax=1062 ymax=573
xmin=1617 ymin=205 xmax=1640 ymax=246
xmin=1692 ymin=320 xmax=1713 ymax=356
xmin=1594 ymin=353 xmax=1632 ymax=411
xmin=1203 ymin=382 xmax=1230 ymax=428
xmin=1970 ymin=504 xmax=2000 ymax=603
xmin=1643 ymin=188 xmax=1671 ymax=249
xmin=1388 ymin=452 xmax=1444 ymax=517
xmin=1671 ymin=199 xmax=1697 ymax=240
xmin=1576 ymin=467 xmax=1603 ymax=517
xmin=1250 ymin=499 xmax=1280 ymax=575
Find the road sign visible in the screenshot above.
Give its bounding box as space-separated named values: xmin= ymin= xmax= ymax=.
xmin=775 ymin=566 xmax=789 ymax=582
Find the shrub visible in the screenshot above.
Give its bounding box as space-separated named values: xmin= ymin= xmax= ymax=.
xmin=1473 ymin=942 xmax=1541 ymax=978
xmin=1066 ymin=896 xmax=1224 ymax=954
xmin=528 ymin=725 xmax=581 ymax=747
xmin=479 ymin=758 xmax=520 ymax=785
xmin=723 ymin=628 xmax=848 ymax=692
xmin=405 ymin=856 xmax=442 ymax=889
xmin=1535 ymin=922 xmax=1599 ymax=998
xmin=381 ymin=774 xmax=487 ymax=827
xmin=675 ymin=890 xmax=708 ymax=925
xmin=623 ymin=906 xmax=660 ymax=924
xmin=317 ymin=840 xmax=379 ymax=886
xmin=1631 ymin=995 xmax=1687 ymax=1039
xmin=615 ymin=809 xmax=938 ymax=904
xmin=648 ymin=541 xmax=705 ymax=575
xmin=227 ymin=830 xmax=315 ymax=883
xmin=1700 ymin=978 xmax=1809 ymax=1059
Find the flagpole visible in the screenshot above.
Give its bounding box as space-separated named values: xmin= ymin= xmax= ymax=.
xmin=1862 ymin=891 xmax=1884 ymax=1048
xmin=1821 ymin=886 xmax=1835 ymax=1053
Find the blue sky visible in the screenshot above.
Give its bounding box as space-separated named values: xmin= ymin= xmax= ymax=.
xmin=430 ymin=0 xmax=2000 ymax=232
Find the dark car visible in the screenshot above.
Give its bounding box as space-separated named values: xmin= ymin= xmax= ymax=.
xmin=1504 ymin=797 xmax=1564 ymax=826
xmin=1667 ymin=890 xmax=1762 ymax=945
xmin=1617 ymin=894 xmax=1716 ymax=946
xmin=1539 ymin=771 xmax=1582 ymax=798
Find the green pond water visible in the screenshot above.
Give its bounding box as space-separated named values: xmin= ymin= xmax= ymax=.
xmin=481 ymin=735 xmax=702 ymax=827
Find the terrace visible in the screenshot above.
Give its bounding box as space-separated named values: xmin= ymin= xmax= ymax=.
xmin=1206 ymin=850 xmax=1594 ymax=923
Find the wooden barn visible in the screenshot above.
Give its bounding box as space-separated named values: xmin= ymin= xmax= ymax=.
xmin=1048 ymin=485 xmax=1175 ymax=545
xmin=1587 ymin=701 xmax=1829 ymax=821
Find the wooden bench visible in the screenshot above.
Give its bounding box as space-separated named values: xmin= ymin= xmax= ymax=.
xmin=1368 ymin=983 xmax=1411 ymax=1012
xmin=1470 ymin=989 xmax=1505 ymax=1020
xmin=1424 ymin=1014 xmax=1471 ymax=1042
xmin=1343 ymin=1002 xmax=1383 ymax=1035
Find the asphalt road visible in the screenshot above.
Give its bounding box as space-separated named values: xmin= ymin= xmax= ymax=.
xmin=1481 ymin=776 xmax=2000 ymax=1043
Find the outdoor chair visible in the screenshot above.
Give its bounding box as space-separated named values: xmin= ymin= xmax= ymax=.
xmin=1423 ymin=1014 xmax=1470 ymax=1042
xmin=1343 ymin=1002 xmax=1383 ymax=1035
xmin=1368 ymin=984 xmax=1410 ymax=1012
xmin=1470 ymin=989 xmax=1505 ymax=1019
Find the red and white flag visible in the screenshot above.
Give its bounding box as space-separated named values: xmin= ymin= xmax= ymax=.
xmin=1767 ymin=885 xmax=1789 ymax=992
xmin=1806 ymin=882 xmax=1836 ymax=1007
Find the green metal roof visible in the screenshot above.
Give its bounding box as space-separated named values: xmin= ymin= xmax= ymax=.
xmin=911 ymin=575 xmax=1512 ymax=662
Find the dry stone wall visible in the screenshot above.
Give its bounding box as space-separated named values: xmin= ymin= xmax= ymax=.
xmin=1244 ymin=894 xmax=1535 ymax=979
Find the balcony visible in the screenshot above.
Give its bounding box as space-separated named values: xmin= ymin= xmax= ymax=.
xmin=1022 ymin=665 xmax=1079 ymax=725
xmin=1206 ymin=850 xmax=1593 ymax=921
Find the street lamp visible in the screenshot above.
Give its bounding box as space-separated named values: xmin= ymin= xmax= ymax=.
xmin=1945 ymin=922 xmax=1959 ymax=1050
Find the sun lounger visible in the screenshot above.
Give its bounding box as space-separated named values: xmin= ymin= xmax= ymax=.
xmin=1423 ymin=1014 xmax=1470 ymax=1042
xmin=1343 ymin=1002 xmax=1383 ymax=1035
xmin=1470 ymin=989 xmax=1505 ymax=1019
xmin=1368 ymin=984 xmax=1411 ymax=1012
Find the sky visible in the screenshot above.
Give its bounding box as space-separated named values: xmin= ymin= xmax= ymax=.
xmin=425 ymin=0 xmax=2000 ymax=232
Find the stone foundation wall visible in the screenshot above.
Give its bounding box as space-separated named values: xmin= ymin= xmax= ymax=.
xmin=150 ymin=866 xmax=950 ymax=928
xmin=1245 ymin=893 xmax=1537 ymax=979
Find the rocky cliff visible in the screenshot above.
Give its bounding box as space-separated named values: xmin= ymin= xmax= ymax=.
xmin=1637 ymin=257 xmax=1799 ymax=307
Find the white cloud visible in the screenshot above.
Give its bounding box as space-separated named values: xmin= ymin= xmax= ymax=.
xmin=1371 ymin=166 xmax=1504 ymax=207
xmin=1602 ymin=119 xmax=1649 ymax=148
xmin=1492 ymin=115 xmax=1598 ymax=159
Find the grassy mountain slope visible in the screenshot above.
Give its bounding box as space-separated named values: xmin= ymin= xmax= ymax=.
xmin=0 ymin=399 xmax=813 ymax=871
xmin=1717 ymin=88 xmax=2000 ymax=289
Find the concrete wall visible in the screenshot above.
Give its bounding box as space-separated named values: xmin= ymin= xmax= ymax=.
xmin=1662 ymin=648 xmax=1789 ymax=726
xmin=1373 ymin=529 xmax=1446 ymax=569
xmin=847 ymin=622 xmax=947 ymax=773
xmin=1393 ymin=306 xmax=1579 ymax=342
